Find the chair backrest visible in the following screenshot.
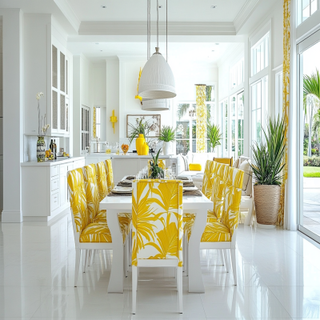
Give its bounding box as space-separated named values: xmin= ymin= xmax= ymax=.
xmin=221 ymin=167 xmax=244 ymax=237
xmin=211 ymin=162 xmax=229 ymax=220
xmin=96 ymin=161 xmax=109 ymax=201
xmin=105 ymin=159 xmax=115 ymax=192
xmin=67 ymin=168 xmax=90 ymax=241
xmin=213 ymin=157 xmax=233 ymax=167
xmin=132 ymin=179 xmax=183 ymax=267
xmin=83 ymin=164 xmax=100 ymax=221
xmin=201 ymin=160 xmax=214 ymax=199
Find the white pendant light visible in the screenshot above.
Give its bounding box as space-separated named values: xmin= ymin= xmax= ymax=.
xmin=141 ymin=98 xmax=170 ymax=111
xmin=138 ymin=0 xmax=176 ymax=101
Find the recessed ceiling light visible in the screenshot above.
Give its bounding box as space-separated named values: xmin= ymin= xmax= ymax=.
xmin=211 ymin=5 xmax=216 ymax=9
xmin=101 ymin=5 xmax=106 ymax=9
xmin=95 ymin=42 xmax=99 ymax=45
xmin=215 ymin=43 xmax=219 ymax=45
xmin=100 ymin=50 xmax=103 ymax=52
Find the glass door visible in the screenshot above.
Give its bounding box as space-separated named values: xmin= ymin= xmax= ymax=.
xmin=298 ymin=29 xmax=320 ymax=243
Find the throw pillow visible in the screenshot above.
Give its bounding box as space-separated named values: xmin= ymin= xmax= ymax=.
xmin=239 ymin=160 xmax=251 ymax=192
xmin=181 ymin=154 xmax=189 ymax=171
xmin=234 ymin=158 xmax=240 ymax=168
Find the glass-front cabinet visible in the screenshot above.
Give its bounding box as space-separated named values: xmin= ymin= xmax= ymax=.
xmin=51 ymin=43 xmax=69 ymax=135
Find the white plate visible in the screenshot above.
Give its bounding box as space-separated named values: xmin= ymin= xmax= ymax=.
xmin=183 ymin=186 xmax=198 ymax=191
xmin=111 ymin=186 xmax=132 ymax=194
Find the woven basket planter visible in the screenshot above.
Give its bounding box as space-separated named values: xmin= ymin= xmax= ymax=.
xmin=254 ymin=185 xmax=280 ymax=225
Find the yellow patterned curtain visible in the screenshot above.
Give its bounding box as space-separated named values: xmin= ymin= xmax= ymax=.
xmin=93 ymin=107 xmax=96 ymax=139
xmin=196 ymin=84 xmax=207 ymax=153
xmin=278 ymin=0 xmax=291 ymax=226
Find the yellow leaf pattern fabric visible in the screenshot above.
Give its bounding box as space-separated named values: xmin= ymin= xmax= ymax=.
xmin=67 ymin=168 xmax=90 ymax=234
xmin=201 ymin=160 xmax=214 ymax=199
xmin=201 ymin=167 xmax=244 ymax=243
xmin=105 ymin=159 xmax=115 ymax=192
xmin=96 ymin=161 xmax=109 ymax=201
xmin=211 ymin=162 xmax=229 ymax=220
xmin=80 ymin=222 xmax=112 ymax=243
xmin=132 ymin=179 xmax=183 ymax=267
xmin=83 ymin=164 xmax=101 ymax=222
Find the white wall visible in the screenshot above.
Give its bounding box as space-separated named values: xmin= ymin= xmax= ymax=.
xmin=1 ymin=8 xmax=24 ymax=222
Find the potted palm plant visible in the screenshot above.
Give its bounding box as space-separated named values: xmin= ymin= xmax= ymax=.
xmin=250 ymin=116 xmax=286 ymax=227
xmin=158 ymin=126 xmax=176 ymax=155
xmin=207 ymin=123 xmax=222 ymax=153
xmin=149 ymin=149 xmax=164 ymax=179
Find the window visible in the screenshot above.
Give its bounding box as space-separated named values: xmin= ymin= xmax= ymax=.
xmin=251 ymin=33 xmax=269 ymax=76
xmin=275 ymin=71 xmax=283 ymax=117
xmin=95 ymin=107 xmax=101 ymax=139
xmin=175 ymin=85 xmax=216 ymax=155
xmin=230 ymin=92 xmax=245 ymax=158
xmin=81 ymin=105 xmax=90 ymax=153
xmin=230 ymin=59 xmax=244 ymax=89
xmin=220 ymin=99 xmax=228 ymax=157
xmin=251 ymin=76 xmax=268 ymax=144
xmin=298 ymin=0 xmax=318 ymax=25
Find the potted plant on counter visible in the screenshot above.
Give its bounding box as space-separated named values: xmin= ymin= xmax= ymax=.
xmin=250 ymin=116 xmax=286 ymax=227
xmin=158 ymin=126 xmax=176 ymax=155
xmin=207 ymin=123 xmax=222 ymax=154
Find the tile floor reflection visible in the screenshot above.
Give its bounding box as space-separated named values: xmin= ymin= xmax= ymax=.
xmin=1 ymin=213 xmax=320 ymax=319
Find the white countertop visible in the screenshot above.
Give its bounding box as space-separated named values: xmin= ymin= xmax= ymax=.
xmin=21 ymin=157 xmax=85 ymax=167
xmin=87 ymin=153 xmax=176 ymax=159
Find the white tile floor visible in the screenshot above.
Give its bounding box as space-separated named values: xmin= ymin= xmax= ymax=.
xmin=1 ymin=213 xmax=320 ymax=320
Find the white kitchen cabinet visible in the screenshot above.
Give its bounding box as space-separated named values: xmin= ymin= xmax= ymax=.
xmin=21 ymin=157 xmax=84 ymax=221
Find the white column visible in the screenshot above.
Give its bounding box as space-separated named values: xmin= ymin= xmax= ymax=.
xmin=1 ymin=9 xmax=23 ymax=222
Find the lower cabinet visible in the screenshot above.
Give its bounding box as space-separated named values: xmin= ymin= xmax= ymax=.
xmin=22 ymin=158 xmax=84 ymax=221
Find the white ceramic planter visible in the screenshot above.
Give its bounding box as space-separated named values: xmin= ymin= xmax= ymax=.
xmin=162 ymin=141 xmax=172 ymax=155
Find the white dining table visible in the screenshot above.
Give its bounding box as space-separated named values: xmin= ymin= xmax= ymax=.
xmin=100 ymin=192 xmax=212 ymax=293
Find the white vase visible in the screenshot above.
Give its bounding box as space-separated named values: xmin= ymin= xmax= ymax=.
xmin=163 ymin=141 xmax=172 ymax=155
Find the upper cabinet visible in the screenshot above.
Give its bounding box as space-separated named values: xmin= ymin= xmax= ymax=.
xmin=23 ymin=16 xmax=72 ymax=137
xmin=51 ymin=43 xmax=70 ymax=135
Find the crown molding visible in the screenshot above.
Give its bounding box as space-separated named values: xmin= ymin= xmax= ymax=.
xmin=233 ymin=0 xmax=260 ymax=33
xmin=79 ymin=21 xmax=236 ymax=36
xmin=54 ymin=0 xmax=81 ymax=32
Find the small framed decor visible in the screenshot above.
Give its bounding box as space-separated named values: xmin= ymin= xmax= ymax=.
xmin=126 ymin=114 xmax=161 ymax=138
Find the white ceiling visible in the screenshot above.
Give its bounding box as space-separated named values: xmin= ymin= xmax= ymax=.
xmin=65 ymin=0 xmax=247 ymax=23
xmin=0 ymin=0 xmax=270 ymax=63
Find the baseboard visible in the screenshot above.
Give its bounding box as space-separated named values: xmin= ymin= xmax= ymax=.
xmin=1 ymin=210 xmax=23 ymax=223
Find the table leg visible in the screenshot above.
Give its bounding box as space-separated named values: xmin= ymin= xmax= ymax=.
xmin=107 ymin=209 xmax=124 ymax=293
xmin=188 ymin=210 xmax=207 ymax=292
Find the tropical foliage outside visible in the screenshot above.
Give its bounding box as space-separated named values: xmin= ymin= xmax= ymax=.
xmin=303 ymin=69 xmax=320 ymax=157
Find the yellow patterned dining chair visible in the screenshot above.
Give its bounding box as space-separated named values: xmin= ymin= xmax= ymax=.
xmin=213 ymin=157 xmax=233 ymax=167
xmin=105 ymin=159 xmax=115 ymax=192
xmin=206 ymin=162 xmax=230 ymax=222
xmin=67 ymin=168 xmax=114 ymax=287
xmin=83 ymin=164 xmax=131 ymax=274
xmin=182 ymin=160 xmax=215 ymax=273
xmin=200 ymin=167 xmax=244 ymax=285
xmin=132 ymin=179 xmax=183 ymax=314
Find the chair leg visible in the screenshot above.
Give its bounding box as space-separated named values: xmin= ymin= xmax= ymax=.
xmin=177 ymin=267 xmax=183 ymax=314
xmin=244 ymin=200 xmax=253 ymax=226
xmin=219 ymin=249 xmax=224 ymax=266
xmin=222 ymin=249 xmax=229 ymax=272
xmin=132 ymin=266 xmax=137 ymax=315
xmin=90 ymin=249 xmax=95 ymax=266
xmin=82 ymin=249 xmax=87 ymax=273
xmin=230 ymin=248 xmax=237 ymax=286
xmin=74 ymin=248 xmax=81 ymax=287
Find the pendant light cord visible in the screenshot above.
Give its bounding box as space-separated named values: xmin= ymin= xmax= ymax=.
xmin=147 ymin=0 xmax=151 ymax=60
xmin=157 ymin=0 xmax=159 ymax=49
xmin=166 ymin=0 xmax=168 ymax=62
